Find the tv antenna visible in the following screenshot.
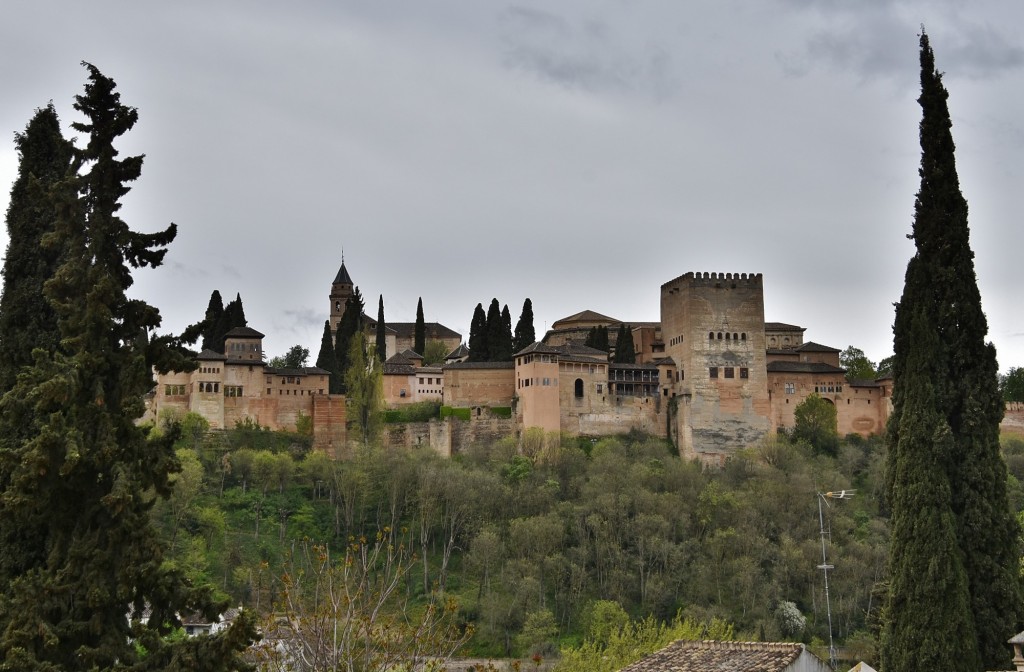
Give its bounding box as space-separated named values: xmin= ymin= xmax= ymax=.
xmin=817 ymin=489 xmax=854 ymax=670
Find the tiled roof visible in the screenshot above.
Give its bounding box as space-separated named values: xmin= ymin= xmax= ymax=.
xmin=400 ymin=348 xmax=423 ymax=360
xmin=224 ymin=326 xmax=265 ymax=339
xmin=610 ymin=362 xmax=660 ymax=370
xmin=796 ymin=341 xmax=840 ymax=353
xmin=765 ymin=322 xmax=805 ymax=332
xmin=197 ymin=349 xmax=227 ymax=361
xmin=653 ymin=357 xmax=677 ymax=366
xmin=445 ymin=343 xmax=471 ymax=360
xmin=847 ymin=378 xmax=882 ymax=387
xmin=264 ymin=366 xmax=331 ymax=376
xmin=515 ymin=342 xmax=562 ymax=356
xmin=333 ymin=261 xmax=353 ymax=285
xmin=767 ymin=361 xmax=846 ymax=374
xmin=443 ymin=361 xmax=515 ymax=370
xmin=556 ymin=343 xmax=608 ymax=357
xmin=388 ymin=322 xmax=461 ymax=340
xmin=551 ymin=309 xmax=620 ymax=328
xmin=620 ymin=640 xmax=810 ymax=672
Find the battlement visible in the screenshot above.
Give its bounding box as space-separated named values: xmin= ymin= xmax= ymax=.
xmin=662 ymin=271 xmax=763 ymax=292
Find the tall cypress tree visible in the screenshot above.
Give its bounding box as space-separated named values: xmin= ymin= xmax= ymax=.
xmin=485 ymin=299 xmax=503 ymax=362
xmin=882 ymin=309 xmax=978 ymax=671
xmin=0 ymin=104 xmax=72 ymax=391
xmin=334 ymin=286 xmax=364 ymax=392
xmin=883 ymin=32 xmax=1022 ymax=669
xmin=0 ymin=63 xmax=253 ymax=670
xmin=414 ymin=297 xmax=426 ymax=356
xmin=614 ymin=323 xmax=636 ymax=363
xmin=200 ymin=289 xmax=224 ymax=351
xmin=512 ymin=298 xmax=536 ymax=353
xmin=375 ymin=294 xmax=387 ymax=363
xmin=315 ymin=319 xmax=338 ymax=386
xmin=468 ymin=303 xmax=488 ymax=362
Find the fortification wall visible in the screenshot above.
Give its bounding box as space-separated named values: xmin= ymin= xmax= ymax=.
xmin=380 ymin=413 xmax=515 ymax=455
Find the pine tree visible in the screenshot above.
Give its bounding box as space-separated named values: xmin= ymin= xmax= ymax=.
xmin=883 ymin=32 xmax=1022 ymax=669
xmin=882 ymin=309 xmax=979 ymax=672
xmin=200 ymin=289 xmax=224 ymax=351
xmin=376 ymin=294 xmax=387 ymax=363
xmin=0 ymin=104 xmax=72 ymax=391
xmin=614 ymin=324 xmax=636 ymax=363
xmin=415 ymin=297 xmax=426 ymax=356
xmin=512 ymin=298 xmax=536 ymax=353
xmin=0 ymin=63 xmax=253 ymax=671
xmin=468 ymin=303 xmax=488 ymax=362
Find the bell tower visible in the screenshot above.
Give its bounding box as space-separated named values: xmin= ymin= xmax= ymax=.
xmin=330 ymin=254 xmax=354 ymax=336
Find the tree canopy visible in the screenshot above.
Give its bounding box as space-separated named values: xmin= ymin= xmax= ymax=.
xmin=512 ymin=298 xmax=536 ymax=353
xmin=840 ymin=346 xmax=876 ymax=381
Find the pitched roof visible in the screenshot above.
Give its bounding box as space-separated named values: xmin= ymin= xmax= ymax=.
xmin=382 ymin=352 xmax=416 ymax=374
xmin=388 ymin=322 xmax=461 ymax=340
xmin=551 ymin=309 xmax=620 ymax=328
xmin=443 ymin=361 xmax=515 ymax=370
xmin=620 ymin=640 xmax=814 ymax=672
xmin=264 ymin=366 xmax=332 ymax=376
xmin=796 ymin=341 xmax=840 ymax=353
xmin=514 ymin=342 xmax=562 ymax=356
xmin=765 ymin=322 xmax=806 ymax=332
xmin=400 ymin=349 xmax=423 ymax=360
xmin=767 ymin=361 xmax=846 ymax=374
xmin=333 ymin=261 xmax=353 ymax=285
xmin=224 ymin=326 xmax=265 ymax=339
xmin=445 ymin=343 xmax=471 ymax=360
xmin=196 ymin=349 xmax=227 ymax=361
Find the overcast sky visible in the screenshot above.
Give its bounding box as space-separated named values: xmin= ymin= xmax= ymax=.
xmin=2 ymin=1 xmax=1023 ymax=370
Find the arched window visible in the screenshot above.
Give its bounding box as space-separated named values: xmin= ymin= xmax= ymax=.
xmin=733 ymin=333 xmax=738 ymax=340
xmin=709 ymin=332 xmax=714 ymax=340
xmin=741 ymin=333 xmax=747 ymax=341
xmin=575 ymin=378 xmax=584 ymax=398
xmin=717 ymin=332 xmax=723 ymax=340
xmin=335 ymin=301 xmax=341 ymax=311
xmin=725 ymin=332 xmax=731 ymax=340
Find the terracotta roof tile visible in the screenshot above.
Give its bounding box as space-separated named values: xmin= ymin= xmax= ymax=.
xmin=620 ymin=640 xmax=813 ymax=672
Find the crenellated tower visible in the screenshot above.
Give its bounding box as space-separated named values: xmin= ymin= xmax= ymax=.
xmin=661 ymin=271 xmax=771 ymax=461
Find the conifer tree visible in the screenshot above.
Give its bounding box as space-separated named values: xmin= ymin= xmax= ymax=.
xmin=468 ymin=303 xmax=488 ymax=362
xmin=334 ymin=287 xmax=364 ymax=392
xmin=489 ymin=304 xmax=513 ymax=362
xmin=883 ymin=32 xmax=1022 ymax=669
xmin=614 ymin=324 xmax=636 ymax=363
xmin=200 ymin=289 xmax=224 ymax=351
xmin=485 ymin=299 xmax=503 ymax=362
xmin=316 ymin=319 xmax=338 ymax=384
xmin=376 ymin=294 xmax=386 ymax=363
xmin=882 ymin=309 xmax=978 ymax=672
xmin=0 ymin=104 xmax=72 ymax=391
xmin=513 ymin=298 xmax=536 ymax=353
xmin=415 ymin=297 xmax=426 ymax=356
xmin=0 ymin=63 xmax=253 ymax=671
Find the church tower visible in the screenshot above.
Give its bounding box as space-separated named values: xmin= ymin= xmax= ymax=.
xmin=330 ymin=258 xmax=354 ymax=335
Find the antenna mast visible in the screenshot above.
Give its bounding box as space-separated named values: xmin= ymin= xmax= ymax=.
xmin=816 ymin=490 xmax=854 ymax=670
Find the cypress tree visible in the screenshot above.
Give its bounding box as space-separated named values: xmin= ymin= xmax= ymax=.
xmin=376 ymin=294 xmax=386 ymax=362
xmin=485 ymin=299 xmax=503 ymax=362
xmin=512 ymin=298 xmax=536 ymax=353
xmin=0 ymin=63 xmax=253 ymax=670
xmin=414 ymin=297 xmax=426 ymax=356
xmin=315 ymin=319 xmax=338 ymax=385
xmin=334 ymin=286 xmax=364 ymax=392
xmin=468 ymin=303 xmax=488 ymax=362
xmin=0 ymin=104 xmax=72 ymax=391
xmin=489 ymin=304 xmax=513 ymax=362
xmin=883 ymin=32 xmax=1022 ymax=669
xmin=614 ymin=323 xmax=636 ymax=363
xmin=882 ymin=309 xmax=978 ymax=672
xmin=200 ymin=289 xmax=224 ymax=351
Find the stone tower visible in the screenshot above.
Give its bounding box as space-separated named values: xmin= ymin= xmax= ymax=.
xmin=329 ymin=259 xmax=354 ymax=335
xmin=661 ymin=272 xmax=771 ymax=461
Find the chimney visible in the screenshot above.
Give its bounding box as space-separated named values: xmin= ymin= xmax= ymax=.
xmin=1009 ymin=631 xmax=1024 ymax=672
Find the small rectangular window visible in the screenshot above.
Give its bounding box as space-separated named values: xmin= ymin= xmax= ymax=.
xmin=724 ymin=367 xmax=734 ymax=379
xmin=709 ymin=367 xmax=718 ymax=379
xmin=740 ymin=367 xmax=749 ymax=379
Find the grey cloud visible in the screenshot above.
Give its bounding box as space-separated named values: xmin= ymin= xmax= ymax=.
xmin=497 ymin=5 xmax=676 ymax=98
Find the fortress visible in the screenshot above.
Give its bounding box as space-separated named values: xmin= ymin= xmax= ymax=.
xmin=150 ymin=261 xmax=892 ymax=461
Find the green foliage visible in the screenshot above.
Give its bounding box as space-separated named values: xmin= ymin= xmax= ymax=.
xmin=200 ymin=290 xmax=224 ymax=352
xmin=792 ymin=393 xmax=839 ymax=456
xmin=554 ymin=613 xmax=733 ymax=672
xmin=376 ymin=294 xmax=387 ymax=363
xmin=0 ymin=103 xmax=72 ymax=391
xmin=513 ymin=298 xmax=536 ymax=354
xmin=489 ymin=406 xmax=512 ymax=419
xmin=469 ymin=303 xmax=488 ymax=362
xmin=334 ymin=286 xmax=365 ymax=393
xmin=1002 ymin=367 xmax=1024 ymax=403
xmin=440 ymin=406 xmax=471 ymax=421
xmin=840 ymin=346 xmax=877 ymax=381
xmin=415 ymin=297 xmax=426 ymax=357
xmin=383 ymin=401 xmax=441 ymax=423
xmin=584 ymin=325 xmax=609 ymax=353
xmin=0 ymin=63 xmax=253 ymax=670
xmin=614 ymin=323 xmax=636 ymax=363
xmin=884 ymin=32 xmax=1023 ymax=670
xmin=422 ymin=339 xmax=449 ymax=366
xmin=315 ymin=320 xmax=338 ymax=386
xmin=268 ymin=344 xmax=309 ymax=369
xmin=486 ymin=299 xmax=513 ymax=362
xmin=517 ymin=608 xmax=559 ymax=657
xmin=345 ymin=331 xmax=384 ymax=446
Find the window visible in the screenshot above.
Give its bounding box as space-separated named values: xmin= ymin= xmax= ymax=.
xmin=597 ymin=383 xmax=603 ymax=394
xmin=709 ymin=367 xmax=718 ymax=379
xmin=225 ymin=385 xmax=243 ymax=397
xmin=724 ymin=367 xmax=734 ymax=378
xmin=709 ymin=332 xmax=714 ymax=340
xmin=574 ymin=378 xmax=584 ymax=398
xmin=267 ymin=387 xmax=271 ymax=394
xmin=740 ymin=367 xmax=749 ymax=379
xmin=419 ymin=377 xmax=424 ymax=384
xmin=785 ymin=382 xmax=795 ymax=394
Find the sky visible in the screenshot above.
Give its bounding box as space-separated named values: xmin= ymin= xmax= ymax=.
xmin=1 ymin=1 xmax=1023 ymax=370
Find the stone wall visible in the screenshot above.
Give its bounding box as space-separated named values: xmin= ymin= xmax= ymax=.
xmin=380 ymin=412 xmax=516 ymax=455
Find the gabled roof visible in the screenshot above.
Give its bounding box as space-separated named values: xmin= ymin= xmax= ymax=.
xmin=333 ymin=261 xmax=353 ymax=286
xmin=796 ymin=341 xmax=840 ymax=353
xmin=621 ymin=640 xmax=817 ymax=672
xmin=400 ymin=348 xmax=423 ymax=360
xmin=767 ymin=361 xmax=846 ymax=374
xmin=765 ymin=322 xmax=806 ymax=332
xmin=224 ymin=326 xmax=265 ymax=339
xmin=443 ymin=361 xmax=515 ymax=370
xmin=382 ymin=352 xmax=416 ymax=375
xmin=264 ymin=366 xmax=331 ymax=376
xmin=515 ymin=342 xmax=562 ymax=356
xmin=388 ymin=322 xmax=461 ymax=340
xmin=197 ymin=349 xmax=227 ymax=361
